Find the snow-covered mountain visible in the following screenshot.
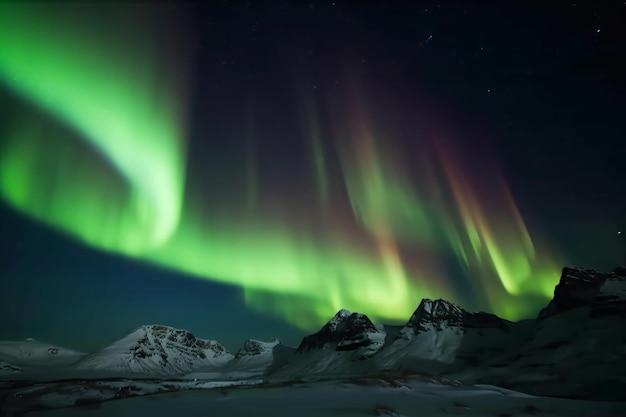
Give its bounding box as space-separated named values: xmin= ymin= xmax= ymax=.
xmin=231 ymin=339 xmax=281 ymax=371
xmin=402 ymin=298 xmax=509 ymax=333
xmin=297 ymin=309 xmax=385 ymax=357
xmin=185 ymin=338 xmax=289 ymax=381
xmin=235 ymin=338 xmax=280 ymax=360
xmin=373 ymin=298 xmax=518 ymax=369
xmin=1 ymin=265 xmax=624 ymax=402
xmin=266 ymin=265 xmax=626 ymax=401
xmin=204 ymin=338 xmax=284 ymax=376
xmin=268 ymin=309 xmax=386 ymax=378
xmin=74 ymin=325 xmax=233 ymax=376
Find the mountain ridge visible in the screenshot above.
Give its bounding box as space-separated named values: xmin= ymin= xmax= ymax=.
xmin=73 ymin=324 xmax=233 ymax=375
xmin=2 ymin=266 xmax=625 ymax=400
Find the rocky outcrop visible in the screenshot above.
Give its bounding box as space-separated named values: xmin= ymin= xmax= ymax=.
xmin=235 ymin=339 xmax=280 ymax=359
xmin=538 ymin=267 xmax=626 ymax=319
xmin=296 ymin=309 xmax=382 ymax=353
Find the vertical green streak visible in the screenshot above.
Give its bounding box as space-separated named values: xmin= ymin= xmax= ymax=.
xmin=339 ymin=131 xmax=435 ymax=244
xmin=299 ymin=95 xmax=330 ymax=207
xmin=310 ymin=134 xmax=330 ymax=206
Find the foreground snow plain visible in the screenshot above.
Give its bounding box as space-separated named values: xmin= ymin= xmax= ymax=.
xmin=11 ymin=377 xmax=626 ymax=417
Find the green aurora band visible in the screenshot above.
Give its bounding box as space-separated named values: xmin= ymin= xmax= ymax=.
xmin=0 ymin=4 xmax=187 ymax=254
xmin=0 ymin=4 xmax=561 ymax=329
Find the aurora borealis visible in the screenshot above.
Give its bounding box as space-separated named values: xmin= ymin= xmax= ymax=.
xmin=0 ymin=4 xmax=190 ymax=254
xmin=1 ymin=2 xmax=624 ymax=350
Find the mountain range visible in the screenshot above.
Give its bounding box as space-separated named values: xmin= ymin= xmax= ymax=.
xmin=1 ymin=266 xmax=625 ymax=402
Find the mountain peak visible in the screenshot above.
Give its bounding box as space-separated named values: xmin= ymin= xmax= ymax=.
xmin=235 ymin=339 xmax=280 ymax=359
xmin=417 ymin=298 xmax=463 ymax=315
xmin=327 ymin=310 xmax=377 ymax=333
xmin=403 ymin=298 xmax=508 ymax=335
xmin=296 ymin=310 xmax=381 ymax=353
xmin=327 ymin=309 xmax=352 ymax=331
xmin=408 ymin=298 xmax=465 ymax=328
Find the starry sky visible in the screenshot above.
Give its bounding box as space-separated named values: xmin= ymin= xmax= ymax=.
xmin=0 ymin=1 xmax=624 ymax=353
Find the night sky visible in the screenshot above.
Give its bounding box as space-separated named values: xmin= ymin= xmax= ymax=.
xmin=0 ymin=1 xmax=624 ymax=353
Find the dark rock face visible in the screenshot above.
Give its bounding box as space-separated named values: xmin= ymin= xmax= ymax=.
xmin=236 ymin=340 xmax=265 ymax=359
xmin=404 ymin=299 xmax=509 ymax=335
xmin=613 ymin=266 xmax=626 ymax=276
xmin=235 ymin=339 xmax=279 ymax=359
xmin=538 ymin=267 xmax=626 ymax=319
xmin=462 ymin=311 xmax=509 ymax=329
xmin=407 ymin=299 xmax=465 ymax=330
xmin=296 ymin=309 xmax=380 ymax=353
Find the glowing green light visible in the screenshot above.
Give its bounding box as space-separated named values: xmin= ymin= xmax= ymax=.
xmin=339 ymin=132 xmax=436 ymax=244
xmin=436 ymin=145 xmax=561 ymax=315
xmin=0 ymin=4 xmax=563 ymax=330
xmin=143 ymin=214 xmax=443 ymax=328
xmin=0 ymin=4 xmax=187 ymax=253
xmin=0 ymin=2 xmax=444 ymax=326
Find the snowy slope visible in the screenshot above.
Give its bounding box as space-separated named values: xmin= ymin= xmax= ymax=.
xmin=6 ymin=376 xmax=626 ymax=417
xmin=393 ymin=299 xmax=467 ymax=363
xmin=269 ymin=302 xmax=524 ymax=379
xmin=374 ymin=298 xmax=516 ymax=372
xmin=0 ymin=360 xmax=22 ymax=373
xmin=235 ymin=339 xmax=280 ymax=359
xmin=74 ymin=325 xmax=233 ymax=376
xmin=458 ymin=266 xmax=626 ymax=400
xmin=234 ymin=338 xmax=279 ymax=366
xmin=184 ymin=339 xmax=291 ymax=381
xmin=0 ymin=339 xmax=86 ymax=370
xmin=226 ymin=339 xmax=281 ymax=373
xmin=269 ymin=309 xmax=386 ymax=378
